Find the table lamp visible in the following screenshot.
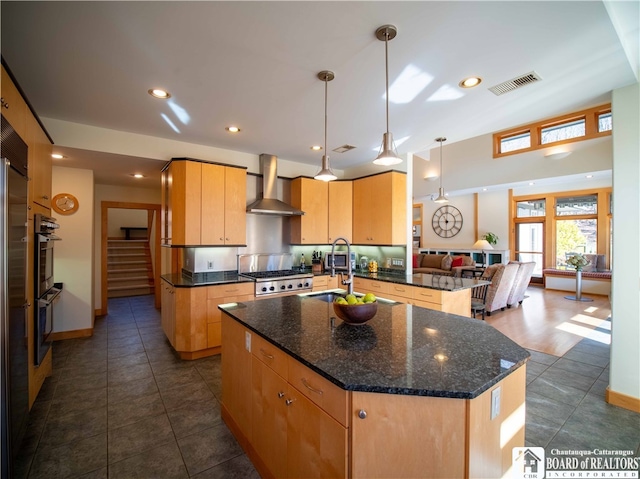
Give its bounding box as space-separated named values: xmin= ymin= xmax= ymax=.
xmin=472 ymin=239 xmax=494 ymax=268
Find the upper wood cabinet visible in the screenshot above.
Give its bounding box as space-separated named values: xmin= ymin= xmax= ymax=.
xmin=290 ymin=178 xmax=352 ymax=244
xmin=1 ymin=65 xmax=28 ymax=140
xmin=162 ymin=159 xmax=247 ymax=246
xmin=352 ymin=171 xmax=406 ymax=245
xmin=27 ymin=113 xmax=53 ymax=209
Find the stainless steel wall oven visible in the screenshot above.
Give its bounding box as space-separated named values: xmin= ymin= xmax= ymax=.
xmin=34 ymin=214 xmax=61 ymax=365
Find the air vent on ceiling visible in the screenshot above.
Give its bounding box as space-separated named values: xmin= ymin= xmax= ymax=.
xmin=488 ymin=71 xmax=542 ymax=96
xmin=333 ymin=144 xmax=356 ymax=153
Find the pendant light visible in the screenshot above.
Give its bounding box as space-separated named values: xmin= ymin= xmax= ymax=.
xmin=373 ymin=25 xmax=402 ymax=166
xmin=434 ymin=137 xmax=449 ymax=203
xmin=314 ymin=71 xmax=337 ymax=182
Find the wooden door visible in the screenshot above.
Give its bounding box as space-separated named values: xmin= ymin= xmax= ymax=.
xmin=1 ymin=66 xmax=27 ymax=139
xmin=351 ymin=391 xmax=466 ymax=478
xmin=26 ymin=113 xmax=52 ymax=209
xmin=200 ymin=162 xmax=225 ymax=245
xmin=352 ymin=176 xmax=373 ymax=243
xmin=221 ymin=314 xmax=253 ymax=436
xmin=287 ymin=389 xmax=348 ymax=479
xmin=328 ymin=181 xmax=352 ymax=243
xmin=291 ymin=178 xmax=328 ymax=244
xmin=223 ymin=166 xmax=247 ymax=245
xmin=252 ymin=358 xmax=289 ymax=479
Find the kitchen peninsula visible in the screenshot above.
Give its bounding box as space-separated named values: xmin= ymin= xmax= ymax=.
xmin=219 ymin=294 xmax=529 ymax=478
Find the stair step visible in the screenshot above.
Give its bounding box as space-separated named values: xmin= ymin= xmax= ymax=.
xmin=108 ymin=276 xmax=153 ymax=283
xmin=108 ymin=239 xmax=148 ymax=243
xmin=108 ymin=284 xmax=155 ymax=291
xmin=108 ymin=267 xmax=151 ymax=273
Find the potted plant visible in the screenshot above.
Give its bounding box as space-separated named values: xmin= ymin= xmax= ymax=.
xmin=566 ymin=253 xmax=590 ymax=271
xmin=482 ymin=232 xmax=499 ymax=246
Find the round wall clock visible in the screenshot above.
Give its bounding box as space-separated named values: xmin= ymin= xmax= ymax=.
xmin=432 ymin=205 xmax=463 ymax=238
xmin=52 ymin=193 xmax=79 ymax=215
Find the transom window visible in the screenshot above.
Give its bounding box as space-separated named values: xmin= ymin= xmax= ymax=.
xmin=494 ymin=104 xmax=611 ymax=157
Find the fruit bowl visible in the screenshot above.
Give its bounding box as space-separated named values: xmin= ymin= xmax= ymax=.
xmin=333 ymin=301 xmax=378 ymax=325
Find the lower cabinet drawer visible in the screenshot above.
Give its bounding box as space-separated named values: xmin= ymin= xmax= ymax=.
xmin=412 ymin=288 xmax=443 ymax=304
xmin=288 ymin=358 xmax=349 ymax=427
xmin=387 ymin=283 xmax=413 ymax=299
xmin=252 ymin=333 xmax=289 ymax=379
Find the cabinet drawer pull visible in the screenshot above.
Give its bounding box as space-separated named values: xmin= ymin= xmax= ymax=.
xmin=278 ymin=391 xmax=285 ymax=398
xmin=225 ymin=288 xmax=239 ymax=293
xmin=285 ymin=398 xmax=294 ymax=406
xmin=260 ymin=348 xmax=274 ymax=360
xmin=358 ymin=409 xmax=367 ymax=419
xmin=301 ymin=378 xmax=323 ymax=396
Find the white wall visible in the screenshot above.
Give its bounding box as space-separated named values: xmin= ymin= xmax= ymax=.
xmin=107 ymin=209 xmax=148 ymax=238
xmin=477 ymin=191 xmax=510 ymax=250
xmin=610 ymin=82 xmax=640 ymax=402
xmin=52 ymin=166 xmax=94 ymax=332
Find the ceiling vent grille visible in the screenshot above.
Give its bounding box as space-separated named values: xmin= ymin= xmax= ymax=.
xmin=489 ymin=71 xmax=542 ymax=96
xmin=333 ymin=144 xmax=356 ymax=153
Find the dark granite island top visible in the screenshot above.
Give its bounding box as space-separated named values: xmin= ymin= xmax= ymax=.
xmin=219 ymin=293 xmax=529 ymax=399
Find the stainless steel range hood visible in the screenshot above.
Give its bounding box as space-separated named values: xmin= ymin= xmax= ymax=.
xmin=246 ymin=154 xmax=304 ymax=216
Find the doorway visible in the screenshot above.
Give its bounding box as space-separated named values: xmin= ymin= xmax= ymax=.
xmin=515 ymin=221 xmax=544 ymax=283
xmin=100 ymin=201 xmax=161 ymax=314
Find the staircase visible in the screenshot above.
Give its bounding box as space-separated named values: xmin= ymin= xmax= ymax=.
xmin=107 ymin=239 xmax=155 ymax=298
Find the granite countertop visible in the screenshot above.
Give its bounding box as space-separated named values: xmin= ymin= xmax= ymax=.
xmin=161 ymin=271 xmax=253 ymax=288
xmin=354 ymin=270 xmax=489 ymax=292
xmin=219 ymin=294 xmax=529 ymax=399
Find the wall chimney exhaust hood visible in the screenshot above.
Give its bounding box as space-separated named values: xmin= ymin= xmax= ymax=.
xmin=246 ymin=154 xmax=305 ymax=216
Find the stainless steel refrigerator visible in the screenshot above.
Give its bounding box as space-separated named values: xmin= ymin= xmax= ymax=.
xmin=1 ymin=115 xmax=30 ymax=478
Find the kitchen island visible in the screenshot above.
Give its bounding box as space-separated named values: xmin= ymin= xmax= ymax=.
xmin=219 ymin=294 xmax=529 ymax=478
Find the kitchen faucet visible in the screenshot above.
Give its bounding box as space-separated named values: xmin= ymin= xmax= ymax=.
xmin=330 ymin=237 xmax=354 ymax=295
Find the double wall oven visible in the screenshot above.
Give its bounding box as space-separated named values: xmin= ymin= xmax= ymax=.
xmin=34 ymin=214 xmax=61 ymax=366
xmin=238 ymin=253 xmax=313 ymax=298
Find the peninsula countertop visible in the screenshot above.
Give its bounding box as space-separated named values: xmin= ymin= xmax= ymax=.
xmin=354 ymin=270 xmax=488 ymax=291
xmin=161 ymin=271 xmax=253 ymax=288
xmin=219 ymin=293 xmax=529 ymax=399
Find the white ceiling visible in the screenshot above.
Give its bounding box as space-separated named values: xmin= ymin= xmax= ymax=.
xmin=1 ymin=1 xmax=638 ymax=188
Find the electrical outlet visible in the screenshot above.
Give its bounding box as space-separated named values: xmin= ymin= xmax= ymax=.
xmin=245 ymin=331 xmax=251 ymax=352
xmin=491 ymin=386 xmax=501 ymax=420
xmin=207 ymin=261 xmax=214 ymax=270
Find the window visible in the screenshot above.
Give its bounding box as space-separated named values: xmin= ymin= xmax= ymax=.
xmin=555 ymin=195 xmax=597 ymax=216
xmin=517 ymin=199 xmax=545 ymax=218
xmin=541 ymin=118 xmax=585 ymax=144
xmin=501 ymin=131 xmax=531 ymax=154
xmin=493 ymin=104 xmax=611 ymax=157
xmin=598 ymin=112 xmax=612 ymax=132
xmin=556 ymin=219 xmax=597 ymax=268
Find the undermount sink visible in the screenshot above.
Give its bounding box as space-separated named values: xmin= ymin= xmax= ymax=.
xmin=304 ymin=291 xmax=345 ymax=303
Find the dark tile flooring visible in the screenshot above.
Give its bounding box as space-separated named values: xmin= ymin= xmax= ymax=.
xmin=14 ymin=295 xmax=640 ymax=478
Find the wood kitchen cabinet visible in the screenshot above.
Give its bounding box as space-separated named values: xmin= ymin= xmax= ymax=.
xmin=352 ymin=171 xmax=406 ymax=245
xmin=26 ymin=112 xmax=53 ymax=209
xmin=291 ymin=178 xmax=352 ymax=244
xmin=1 ymin=65 xmax=28 ymax=140
xmin=222 ymin=313 xmax=348 ymax=479
xmin=161 ymin=279 xmax=253 ymax=359
xmin=162 ymin=158 xmax=247 ymax=246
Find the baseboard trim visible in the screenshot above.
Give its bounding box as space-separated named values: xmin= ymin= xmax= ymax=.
xmin=51 ymin=328 xmax=93 ymax=341
xmin=178 ymin=346 xmax=221 ymax=360
xmin=605 ymin=386 xmax=640 ymax=413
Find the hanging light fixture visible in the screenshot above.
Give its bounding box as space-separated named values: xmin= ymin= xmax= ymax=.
xmin=373 ymin=25 xmax=402 ymax=166
xmin=434 ymin=137 xmax=449 ymax=203
xmin=314 ymin=70 xmax=338 ymax=182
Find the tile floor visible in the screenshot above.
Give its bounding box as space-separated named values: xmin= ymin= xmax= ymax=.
xmin=14 ymin=294 xmax=640 ymax=478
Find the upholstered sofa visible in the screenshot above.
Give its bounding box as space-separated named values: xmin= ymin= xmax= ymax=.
xmin=413 ymin=253 xmax=476 ymax=277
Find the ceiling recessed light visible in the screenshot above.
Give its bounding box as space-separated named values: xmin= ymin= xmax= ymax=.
xmin=310 ymin=145 xmax=322 ymax=151
xmin=51 ymin=153 xmax=65 ymax=159
xmin=586 ymin=174 xmax=593 ymax=179
xmin=148 ymin=88 xmax=171 ymax=99
xmin=225 ymin=126 xmax=240 ymax=133
xmin=459 ymin=77 xmax=482 ymax=88
xmin=529 ymin=182 xmax=535 ymax=186
xmin=131 ymin=174 xmax=145 ymax=179
xmin=482 ymin=188 xmax=488 ymax=191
